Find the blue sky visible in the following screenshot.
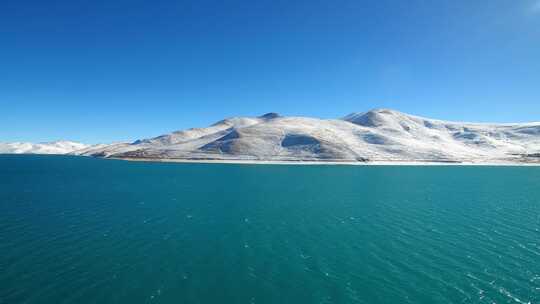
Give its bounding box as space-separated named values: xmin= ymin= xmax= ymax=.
xmin=1 ymin=0 xmax=539 ymax=143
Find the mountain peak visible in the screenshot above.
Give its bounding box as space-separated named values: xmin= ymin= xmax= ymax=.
xmin=259 ymin=112 xmax=280 ymax=119
xmin=343 ymin=108 xmax=406 ymax=127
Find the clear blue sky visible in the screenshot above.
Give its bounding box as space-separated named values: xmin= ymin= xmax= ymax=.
xmin=2 ymin=0 xmax=539 ymax=143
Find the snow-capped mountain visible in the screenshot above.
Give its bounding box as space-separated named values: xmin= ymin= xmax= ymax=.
xmin=72 ymin=109 xmax=540 ymax=164
xmin=0 ymin=141 xmax=89 ymax=155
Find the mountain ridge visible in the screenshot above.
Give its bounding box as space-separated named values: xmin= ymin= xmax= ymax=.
xmin=2 ymin=109 xmax=540 ymax=164
xmin=75 ymin=109 xmax=540 ymax=164
xmin=0 ymin=140 xmax=88 ymax=155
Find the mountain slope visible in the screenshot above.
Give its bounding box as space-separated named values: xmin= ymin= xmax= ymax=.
xmin=0 ymin=141 xmax=89 ymax=155
xmin=74 ymin=109 xmax=540 ymax=163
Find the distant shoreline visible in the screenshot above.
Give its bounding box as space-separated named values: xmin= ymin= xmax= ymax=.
xmin=111 ymin=157 xmax=540 ymax=166
xmin=2 ymin=154 xmax=539 ymax=166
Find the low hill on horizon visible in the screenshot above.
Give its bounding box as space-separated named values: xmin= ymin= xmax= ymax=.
xmin=0 ymin=141 xmax=88 ymax=155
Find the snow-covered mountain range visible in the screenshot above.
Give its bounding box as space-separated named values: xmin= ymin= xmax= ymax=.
xmin=0 ymin=141 xmax=88 ymax=155
xmin=72 ymin=109 xmax=540 ymax=164
xmin=3 ymin=109 xmax=540 ymax=164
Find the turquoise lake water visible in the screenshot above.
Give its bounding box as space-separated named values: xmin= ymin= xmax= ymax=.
xmin=1 ymin=155 xmax=540 ymax=304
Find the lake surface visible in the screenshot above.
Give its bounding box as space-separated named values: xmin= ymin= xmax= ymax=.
xmin=1 ymin=155 xmax=539 ymax=304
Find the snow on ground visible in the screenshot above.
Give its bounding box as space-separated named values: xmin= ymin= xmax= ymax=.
xmin=71 ymin=109 xmax=540 ymax=164
xmin=3 ymin=109 xmax=539 ymax=164
xmin=0 ymin=141 xmax=88 ymax=155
